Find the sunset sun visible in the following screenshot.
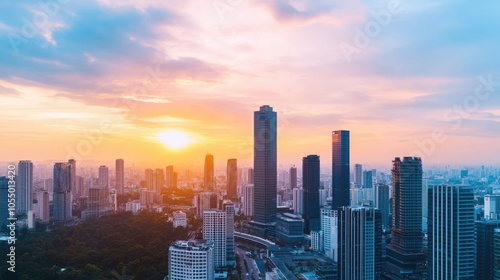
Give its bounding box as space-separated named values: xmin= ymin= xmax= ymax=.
xmin=158 ymin=130 xmax=195 ymax=150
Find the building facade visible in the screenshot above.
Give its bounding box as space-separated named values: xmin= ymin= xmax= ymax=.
xmin=332 ymin=130 xmax=350 ymax=209
xmin=169 ymin=240 xmax=214 ymax=280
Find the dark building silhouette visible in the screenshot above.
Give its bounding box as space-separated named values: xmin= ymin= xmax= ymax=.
xmin=115 ymin=159 xmax=124 ymax=195
xmin=475 ymin=220 xmax=500 ymax=280
xmin=303 ymin=155 xmax=320 ymax=233
xmin=204 ymin=154 xmax=214 ymax=191
xmin=332 ymin=130 xmax=350 ymax=209
xmin=53 ymin=162 xmax=73 ymax=222
xmin=384 ymin=157 xmax=425 ymax=279
xmin=0 ymin=177 xmax=9 ymax=228
xmin=251 ymin=105 xmax=277 ymax=239
xmin=290 ymin=166 xmax=297 ymax=189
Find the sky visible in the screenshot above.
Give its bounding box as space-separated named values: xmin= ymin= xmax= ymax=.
xmin=1 ymin=0 xmax=500 ymax=169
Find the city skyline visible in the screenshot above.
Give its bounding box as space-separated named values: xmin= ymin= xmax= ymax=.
xmin=2 ymin=2 xmax=500 ymax=167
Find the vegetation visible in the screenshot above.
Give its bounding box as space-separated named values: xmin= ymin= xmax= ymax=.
xmin=0 ymin=211 xmax=188 ymax=280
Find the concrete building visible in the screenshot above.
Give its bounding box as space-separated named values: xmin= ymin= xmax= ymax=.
xmin=169 ymin=240 xmax=214 ymax=280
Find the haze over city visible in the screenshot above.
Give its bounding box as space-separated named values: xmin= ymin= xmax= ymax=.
xmin=1 ymin=1 xmax=500 ymax=167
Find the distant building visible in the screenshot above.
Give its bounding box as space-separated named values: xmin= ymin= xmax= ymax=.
xmin=145 ymin=169 xmax=154 ymax=191
xmin=303 ymin=155 xmax=321 ymax=234
xmin=34 ymin=191 xmax=50 ymax=222
xmin=98 ymin=165 xmax=109 ymax=188
xmin=17 ymin=160 xmax=33 ymax=215
xmin=354 ymin=164 xmax=362 ymax=188
xmin=243 ymin=184 xmax=254 ymax=217
xmin=0 ymin=177 xmax=8 ymax=228
xmin=476 ymin=220 xmax=500 ymax=280
xmin=227 ymin=159 xmax=237 ymax=200
xmin=115 ymin=159 xmax=124 ymax=195
xmin=173 ymin=211 xmax=187 ymax=228
xmin=322 ymin=207 xmax=338 ymax=261
xmin=196 ymin=192 xmax=220 ymax=217
xmin=223 ymin=201 xmax=235 ymax=266
xmin=169 ymin=240 xmax=214 ymax=280
xmin=290 ymin=166 xmax=297 ymax=189
xmin=52 ymin=162 xmax=72 ymax=222
xmin=165 ymin=165 xmax=174 ymax=188
xmin=375 ymin=184 xmax=390 ymax=227
xmin=155 ymin=168 xmax=164 ymax=192
xmin=125 ymin=200 xmax=141 ymax=213
xmin=363 ymin=170 xmax=373 ymax=189
xmin=311 ymin=230 xmax=324 ymax=252
xmin=428 ymin=185 xmax=475 ymax=280
xmin=293 ymin=188 xmax=303 ymax=215
xmin=485 ymin=195 xmax=500 ymax=220
xmin=204 ymin=154 xmax=215 ymax=191
xmin=82 ymin=186 xmax=109 ymax=219
xmin=338 ymin=206 xmax=382 ymax=280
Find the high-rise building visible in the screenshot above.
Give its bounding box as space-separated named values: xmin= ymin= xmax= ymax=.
xmin=145 ymin=169 xmax=154 ymax=191
xmin=428 ymin=185 xmax=475 ymax=280
xmin=276 ymin=213 xmax=305 ymax=245
xmin=34 ymin=191 xmax=50 ymax=222
xmin=332 ymin=130 xmax=350 ymax=209
xmin=476 ymin=220 xmax=500 ymax=280
xmin=375 ymin=184 xmax=390 ymax=227
xmin=155 ymin=168 xmax=165 ymax=192
xmin=172 ymin=172 xmax=178 ymax=189
xmin=82 ymin=186 xmax=109 ymax=219
xmin=227 ymin=159 xmax=237 ymax=200
xmin=485 ymin=195 xmax=500 ymax=220
xmin=116 ymin=159 xmax=124 ymax=195
xmin=0 ymin=177 xmax=8 ymax=228
xmin=68 ymin=159 xmax=76 ymax=198
xmin=204 ymin=154 xmax=215 ymax=191
xmin=292 ymin=188 xmax=303 ymax=215
xmin=385 ymin=157 xmax=425 ymax=279
xmin=169 ymin=240 xmax=215 ymax=280
xmin=223 ymin=201 xmax=235 ymax=266
xmin=166 ymin=165 xmax=174 ymax=188
xmin=248 ymin=168 xmax=254 ymax=184
xmin=303 ymin=155 xmax=321 ymax=233
xmin=53 ymin=162 xmax=72 ymax=222
xmin=252 ymin=105 xmax=277 ymax=239
xmin=494 ymin=228 xmax=500 ymax=279
xmin=196 ymin=192 xmax=220 ymax=217
xmin=173 ymin=211 xmax=187 ymax=228
xmin=243 ymin=184 xmax=254 ymax=217
xmin=98 ymin=165 xmax=109 ymax=188
xmin=290 ymin=166 xmax=297 ymax=189
xmin=17 ymin=160 xmax=33 ymax=215
xmin=363 ymin=170 xmax=373 ymax=189
xmin=338 ymin=206 xmax=382 ymax=280
xmin=354 ymin=164 xmax=362 ymax=188
xmin=321 ymin=207 xmax=338 ymax=261
xmin=203 ymin=210 xmax=227 ymax=269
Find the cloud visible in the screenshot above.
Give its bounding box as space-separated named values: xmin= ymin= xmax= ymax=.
xmin=0 ymin=84 xmax=21 ymax=96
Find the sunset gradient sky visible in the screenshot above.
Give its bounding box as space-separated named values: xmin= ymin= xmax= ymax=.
xmin=1 ymin=0 xmax=500 ymax=169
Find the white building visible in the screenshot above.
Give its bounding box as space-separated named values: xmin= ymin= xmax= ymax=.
xmin=169 ymin=240 xmax=214 ymax=280
xmin=203 ymin=210 xmax=227 ymax=269
xmin=321 ymin=207 xmax=338 ymax=261
xmin=311 ymin=230 xmax=323 ymax=252
xmin=34 ymin=191 xmax=50 ymax=222
xmin=485 ymin=195 xmax=500 ymax=220
xmin=125 ymin=200 xmax=141 ymax=213
xmin=293 ymin=187 xmax=303 ymax=215
xmin=173 ymin=211 xmax=187 ymax=228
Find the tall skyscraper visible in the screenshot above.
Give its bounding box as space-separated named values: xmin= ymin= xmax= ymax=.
xmin=98 ymin=165 xmax=109 ymax=188
xmin=243 ymin=184 xmax=254 ymax=217
xmin=227 ymin=159 xmax=237 ymax=200
xmin=354 ymin=163 xmax=362 ymax=188
xmin=34 ymin=191 xmax=50 ymax=222
xmin=169 ymin=240 xmax=215 ymax=280
xmin=290 ymin=166 xmax=297 ymax=189
xmin=115 ymin=159 xmax=124 ymax=195
xmin=204 ymin=154 xmax=215 ymax=191
xmin=303 ymin=155 xmax=321 ymax=233
xmin=248 ymin=168 xmax=254 ymax=184
xmin=203 ymin=210 xmax=227 ymax=269
xmin=338 ymin=206 xmax=382 ymax=280
xmin=165 ymin=165 xmax=174 ymax=188
xmin=17 ymin=160 xmax=33 ymax=215
xmin=145 ymin=169 xmax=154 ymax=191
xmin=375 ymin=183 xmax=390 ymax=227
xmin=197 ymin=192 xmax=220 ymax=217
xmin=363 ymin=170 xmax=373 ymax=189
xmin=385 ymin=157 xmax=425 ymax=279
xmin=252 ymin=105 xmax=277 ymax=238
xmin=223 ymin=201 xmax=235 ymax=266
xmin=428 ymin=185 xmax=475 ymax=280
xmin=332 ymin=130 xmax=350 ymax=209
xmin=53 ymin=162 xmax=72 ymax=222
xmin=494 ymin=229 xmax=500 ymax=279
xmin=485 ymin=195 xmax=500 ymax=220
xmin=0 ymin=177 xmax=8 ymax=228
xmin=155 ymin=168 xmax=165 ymax=192
xmin=68 ymin=158 xmax=76 ymax=198
xmin=476 ymin=220 xmax=500 ymax=280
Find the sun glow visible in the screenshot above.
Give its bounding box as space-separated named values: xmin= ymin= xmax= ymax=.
xmin=158 ymin=130 xmax=195 ymax=150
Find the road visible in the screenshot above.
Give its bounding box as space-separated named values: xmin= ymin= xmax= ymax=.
xmin=235 ymin=245 xmax=261 ymax=280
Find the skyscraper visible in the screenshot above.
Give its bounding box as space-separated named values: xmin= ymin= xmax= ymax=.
xmin=243 ymin=184 xmax=254 ymax=217
xmin=227 ymin=159 xmax=237 ymax=200
xmin=332 ymin=130 xmax=350 ymax=209
xmin=385 ymin=157 xmax=425 ymax=279
xmin=303 ymin=155 xmax=321 ymax=233
xmin=290 ymin=166 xmax=297 ymax=189
xmin=476 ymin=220 xmax=500 ymax=280
xmin=204 ymin=154 xmax=215 ymax=191
xmin=165 ymin=165 xmax=174 ymax=188
xmin=375 ymin=183 xmax=390 ymax=227
xmin=321 ymin=207 xmax=338 ymax=261
xmin=363 ymin=170 xmax=373 ymax=189
xmin=155 ymin=168 xmax=165 ymax=192
xmin=68 ymin=158 xmax=76 ymax=198
xmin=485 ymin=195 xmax=500 ymax=220
xmin=116 ymin=159 xmax=124 ymax=195
xmin=292 ymin=188 xmax=303 ymax=215
xmin=145 ymin=169 xmax=154 ymax=191
xmin=169 ymin=240 xmax=215 ymax=280
xmin=98 ymin=165 xmax=109 ymax=188
xmin=203 ymin=210 xmax=227 ymax=269
xmin=252 ymin=105 xmax=277 ymax=238
xmin=338 ymin=206 xmax=382 ymax=280
xmin=34 ymin=191 xmax=49 ymax=222
xmin=17 ymin=160 xmax=33 ymax=215
xmin=354 ymin=163 xmax=362 ymax=188
xmin=223 ymin=201 xmax=235 ymax=266
xmin=428 ymin=185 xmax=475 ymax=280
xmin=248 ymin=168 xmax=254 ymax=184
xmin=0 ymin=177 xmax=8 ymax=228
xmin=53 ymin=162 xmax=72 ymax=222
